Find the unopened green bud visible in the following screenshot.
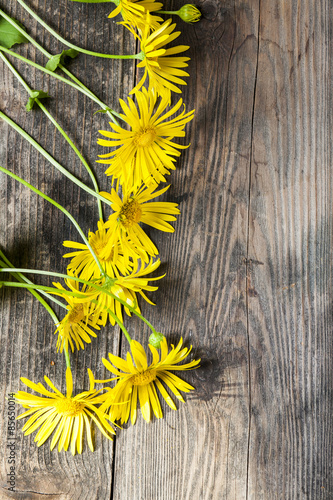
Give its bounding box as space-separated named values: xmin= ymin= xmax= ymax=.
xmin=148 ymin=332 xmax=165 ymax=348
xmin=177 ymin=4 xmax=201 ymax=23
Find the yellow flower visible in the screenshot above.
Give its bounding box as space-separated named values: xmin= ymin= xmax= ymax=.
xmin=52 ymin=277 xmax=101 ymax=353
xmin=124 ymin=15 xmax=190 ymax=98
xmin=98 ymin=87 xmax=194 ymax=189
xmin=98 ymin=337 xmax=200 ymax=424
xmin=100 ymin=184 xmax=180 ymax=260
xmin=63 ymin=219 xmax=135 ymax=282
xmin=109 ymin=0 xmax=163 ymax=30
xmin=15 ymin=368 xmax=115 ymax=455
xmin=82 ymin=258 xmax=163 ymax=326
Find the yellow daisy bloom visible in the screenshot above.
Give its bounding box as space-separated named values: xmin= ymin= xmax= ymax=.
xmin=97 ymin=87 xmax=194 ymax=189
xmin=97 ymin=337 xmax=200 ymax=424
xmin=101 ymin=184 xmax=180 ymax=260
xmin=124 ymin=15 xmax=190 ymax=98
xmin=52 ymin=277 xmax=101 ymax=353
xmin=82 ymin=258 xmax=163 ymax=326
xmin=63 ymin=219 xmax=135 ymax=282
xmin=109 ymin=0 xmax=163 ymax=30
xmin=15 ymin=368 xmax=115 ymax=455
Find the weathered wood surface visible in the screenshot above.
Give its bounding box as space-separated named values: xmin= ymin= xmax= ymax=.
xmin=0 ymin=0 xmax=332 ymax=499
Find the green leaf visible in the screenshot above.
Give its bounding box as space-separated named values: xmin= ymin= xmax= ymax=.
xmin=0 ymin=16 xmax=29 ymax=49
xmin=45 ymin=49 xmax=79 ymax=71
xmin=93 ymin=108 xmax=112 ymax=115
xmin=26 ymin=90 xmax=51 ymax=112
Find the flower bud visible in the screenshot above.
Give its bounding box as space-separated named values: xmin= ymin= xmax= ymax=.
xmin=178 ymin=4 xmax=201 ymax=23
xmin=149 ymin=332 xmax=165 ymax=348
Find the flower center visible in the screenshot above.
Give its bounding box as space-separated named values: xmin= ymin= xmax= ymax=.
xmin=135 ymin=128 xmax=156 ymax=147
xmin=55 ymin=398 xmax=85 ymax=417
xmin=132 ymin=369 xmax=157 ymax=386
xmin=119 ymin=199 xmax=142 ymax=228
xmin=91 ymin=239 xmax=114 ymax=262
xmin=68 ymin=304 xmax=85 ymax=324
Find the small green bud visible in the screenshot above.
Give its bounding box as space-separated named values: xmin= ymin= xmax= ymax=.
xmin=148 ymin=332 xmax=165 ymax=349
xmin=177 ymin=4 xmax=201 ymax=23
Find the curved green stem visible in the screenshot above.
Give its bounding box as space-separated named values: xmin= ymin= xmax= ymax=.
xmin=0 ymin=255 xmax=60 ymax=324
xmin=0 ymin=46 xmax=119 ymax=115
xmin=0 ymin=52 xmax=104 ymax=220
xmin=0 ymin=267 xmax=157 ymax=334
xmin=57 ymin=64 xmax=121 ymax=124
xmin=0 ymin=252 xmax=71 ymax=368
xmin=0 ymin=268 xmax=115 ymax=290
xmin=0 ymin=258 xmax=67 ymax=309
xmin=37 ymin=98 xmax=104 ymax=221
xmin=0 ymin=281 xmax=89 ymax=298
xmin=0 ymin=111 xmax=111 ymax=208
xmin=0 ymin=165 xmax=104 ymax=276
xmin=15 ymin=0 xmax=143 ymax=60
xmin=0 ymin=10 xmax=121 ymax=124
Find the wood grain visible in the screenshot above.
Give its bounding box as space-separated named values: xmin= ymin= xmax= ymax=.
xmin=0 ymin=0 xmax=332 ymax=499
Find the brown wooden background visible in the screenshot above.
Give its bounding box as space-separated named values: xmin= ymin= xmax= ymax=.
xmin=1 ymin=0 xmax=332 ymax=498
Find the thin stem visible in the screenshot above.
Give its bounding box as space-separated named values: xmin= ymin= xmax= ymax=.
xmin=0 ymin=10 xmax=120 ymax=124
xmin=0 ymin=46 xmax=119 ymax=115
xmin=0 ymin=255 xmax=60 ymax=324
xmin=0 ymin=258 xmax=67 ymax=309
xmin=0 ymin=267 xmax=157 ymax=334
xmin=157 ymin=10 xmax=178 ymax=14
xmin=35 ymin=99 xmax=104 ymax=221
xmin=0 ymin=254 xmax=71 ymax=368
xmin=57 ymin=64 xmax=121 ymax=124
xmin=0 ymin=268 xmax=115 ymax=290
xmin=0 ymin=51 xmax=30 ymax=92
xmin=0 ymin=165 xmax=104 ymax=276
xmin=0 ymin=111 xmax=110 ymax=208
xmin=0 ymin=52 xmax=103 ymax=220
xmin=0 ymin=281 xmax=90 ymax=300
xmin=64 ymin=349 xmax=71 ymax=369
xmin=0 ymin=8 xmax=51 ymax=58
xmin=15 ymin=0 xmax=143 ymax=60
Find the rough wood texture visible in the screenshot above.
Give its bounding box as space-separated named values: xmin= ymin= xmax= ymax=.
xmin=1 ymin=0 xmax=332 ymax=499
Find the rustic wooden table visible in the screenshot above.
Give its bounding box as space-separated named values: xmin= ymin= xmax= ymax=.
xmin=1 ymin=0 xmax=332 ymax=499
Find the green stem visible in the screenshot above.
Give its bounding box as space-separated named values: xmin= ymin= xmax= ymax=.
xmin=0 ymin=51 xmax=30 ymax=93
xmin=38 ymin=98 xmax=104 ymax=221
xmin=0 ymin=52 xmax=104 ymax=220
xmin=0 ymin=262 xmax=66 ymax=311
xmin=0 ymin=267 xmax=157 ymax=334
xmin=0 ymin=268 xmax=115 ymax=290
xmin=0 ymin=111 xmax=110 ymax=208
xmin=57 ymin=64 xmax=121 ymax=124
xmin=0 ymin=254 xmax=60 ymax=324
xmin=15 ymin=0 xmax=143 ymax=60
xmin=0 ymin=281 xmax=89 ymax=298
xmin=0 ymin=10 xmax=121 ymax=124
xmin=0 ymin=46 xmax=119 ymax=115
xmin=64 ymin=349 xmax=71 ymax=369
xmin=0 ymin=252 xmax=71 ymax=368
xmin=0 ymin=165 xmax=104 ymax=276
xmin=157 ymin=10 xmax=178 ymax=14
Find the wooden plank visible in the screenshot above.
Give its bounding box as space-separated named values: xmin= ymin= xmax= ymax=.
xmin=246 ymin=1 xmax=333 ymax=498
xmin=0 ymin=0 xmax=332 ymax=499
xmin=111 ymin=0 xmax=259 ymax=498
xmin=0 ymin=1 xmax=134 ymax=498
